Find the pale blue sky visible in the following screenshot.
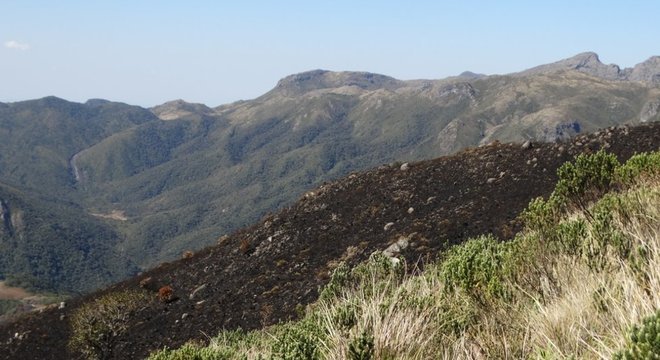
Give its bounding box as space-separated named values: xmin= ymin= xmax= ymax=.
xmin=2 ymin=1 xmax=659 ymax=107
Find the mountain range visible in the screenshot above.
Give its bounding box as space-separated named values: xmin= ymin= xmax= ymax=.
xmin=0 ymin=52 xmax=658 ymax=296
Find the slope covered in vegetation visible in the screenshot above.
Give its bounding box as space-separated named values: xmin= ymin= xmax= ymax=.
xmin=149 ymin=151 xmax=660 ymax=359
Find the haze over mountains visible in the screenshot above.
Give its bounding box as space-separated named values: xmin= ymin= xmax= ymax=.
xmin=0 ymin=52 xmax=659 ymax=295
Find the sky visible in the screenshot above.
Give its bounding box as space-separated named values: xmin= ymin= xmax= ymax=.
xmin=2 ymin=0 xmax=659 ymax=107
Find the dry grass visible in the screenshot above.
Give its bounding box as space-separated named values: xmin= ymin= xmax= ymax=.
xmin=524 ymin=184 xmax=660 ymax=359
xmin=149 ymin=175 xmax=660 ymax=359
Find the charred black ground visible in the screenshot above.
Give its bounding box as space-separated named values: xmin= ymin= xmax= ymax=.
xmin=1 ymin=123 xmax=658 ymax=359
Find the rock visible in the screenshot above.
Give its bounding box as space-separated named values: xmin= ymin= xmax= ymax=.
xmin=384 ymin=222 xmax=395 ymax=231
xmin=522 ymin=140 xmax=532 ymax=149
xmin=400 ymin=163 xmax=409 ymax=171
xmin=384 ymin=234 xmax=412 ymax=257
xmin=396 ymin=236 xmax=410 ymax=250
xmin=189 ymin=284 xmax=207 ymax=300
xmin=407 ymin=207 xmax=414 ymax=214
xmin=486 ymin=178 xmax=497 ymax=184
xmin=181 ymin=313 xmax=189 ymax=320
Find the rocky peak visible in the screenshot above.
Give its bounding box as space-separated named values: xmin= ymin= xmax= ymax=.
xmin=273 ymin=70 xmax=403 ymax=96
xmin=629 ymin=56 xmax=660 ymax=84
xmin=519 ymin=52 xmax=622 ymax=80
xmin=518 ymin=52 xmax=660 ymax=85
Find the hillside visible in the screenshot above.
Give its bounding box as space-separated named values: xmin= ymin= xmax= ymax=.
xmin=0 ymin=99 xmax=157 ymax=294
xmin=76 ymin=57 xmax=660 ymax=271
xmin=1 ymin=122 xmax=657 ymax=359
xmin=150 ymin=149 xmax=660 ymax=359
xmin=0 ymin=181 xmax=138 ymax=294
xmin=0 ymin=52 xmax=658 ymax=295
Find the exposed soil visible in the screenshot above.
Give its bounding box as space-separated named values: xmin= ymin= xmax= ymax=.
xmin=0 ymin=283 xmax=31 ymax=301
xmin=89 ymin=210 xmax=129 ymax=221
xmin=1 ymin=123 xmax=658 ymax=360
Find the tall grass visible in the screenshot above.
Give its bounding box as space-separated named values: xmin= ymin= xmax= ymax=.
xmin=148 ymin=151 xmax=660 ymax=359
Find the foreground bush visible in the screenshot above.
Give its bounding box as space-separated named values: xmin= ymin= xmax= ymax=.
xmin=614 ymin=310 xmax=660 ymax=359
xmin=69 ymin=290 xmax=149 ymax=360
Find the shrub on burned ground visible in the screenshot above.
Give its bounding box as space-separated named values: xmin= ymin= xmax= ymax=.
xmin=69 ymin=289 xmax=150 ymax=360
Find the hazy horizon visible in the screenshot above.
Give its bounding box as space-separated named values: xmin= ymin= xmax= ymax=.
xmin=2 ymin=1 xmax=659 ymax=107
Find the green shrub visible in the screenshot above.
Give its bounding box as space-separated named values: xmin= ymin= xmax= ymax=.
xmin=522 ymin=196 xmax=561 ymax=235
xmin=148 ymin=343 xmax=230 ymax=360
xmin=319 ymin=262 xmax=351 ymax=301
xmin=440 ymin=235 xmax=514 ymax=302
xmin=616 ymin=152 xmax=660 ymax=185
xmin=614 ymin=309 xmax=660 ymax=359
xmin=270 ymin=317 xmax=326 ymax=360
xmin=319 ymin=253 xmax=403 ymax=302
xmin=69 ymin=290 xmax=150 ymax=360
xmin=348 ymin=330 xmax=374 ymax=360
xmin=553 ymin=150 xmax=620 ymax=212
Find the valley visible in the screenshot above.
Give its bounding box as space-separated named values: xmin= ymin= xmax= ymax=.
xmin=0 ymin=53 xmax=659 ymax=297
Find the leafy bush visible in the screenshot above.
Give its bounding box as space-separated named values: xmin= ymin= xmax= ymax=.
xmin=348 ymin=331 xmax=374 ymax=360
xmin=270 ymin=317 xmax=326 ymax=360
xmin=615 ymin=152 xmax=660 ymax=185
xmin=148 ymin=342 xmax=230 ymax=360
xmin=614 ymin=310 xmax=660 ymax=359
xmin=440 ymin=235 xmax=514 ymax=302
xmin=319 ymin=262 xmax=351 ymax=301
xmin=553 ymin=150 xmax=620 ymax=212
xmin=319 ymin=253 xmax=403 ymax=302
xmin=69 ymin=290 xmax=150 ymax=360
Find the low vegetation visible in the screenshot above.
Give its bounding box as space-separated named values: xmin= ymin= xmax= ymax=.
xmin=69 ymin=290 xmax=150 ymax=360
xmin=147 ymin=150 xmax=660 ymax=359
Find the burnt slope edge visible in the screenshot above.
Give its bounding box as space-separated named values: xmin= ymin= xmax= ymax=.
xmin=1 ymin=122 xmax=659 ymax=359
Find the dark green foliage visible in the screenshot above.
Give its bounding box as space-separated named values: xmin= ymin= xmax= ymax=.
xmin=614 ymin=310 xmax=660 ymax=360
xmin=348 ymin=331 xmax=374 ymax=360
xmin=0 ymin=184 xmax=138 ymax=294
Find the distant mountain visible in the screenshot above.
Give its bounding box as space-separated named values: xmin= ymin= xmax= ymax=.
xmin=518 ymin=52 xmax=660 ymax=84
xmin=0 ymin=52 xmax=659 ymax=294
